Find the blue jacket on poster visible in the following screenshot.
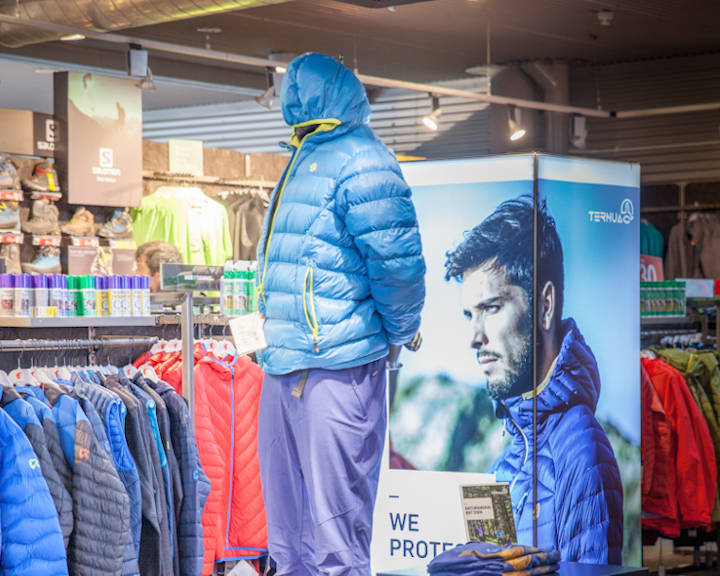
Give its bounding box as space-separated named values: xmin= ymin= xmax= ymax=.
xmin=491 ymin=319 xmax=624 ymax=564
xmin=257 ymin=52 xmax=426 ymax=375
xmin=0 ymin=403 xmax=68 ymax=576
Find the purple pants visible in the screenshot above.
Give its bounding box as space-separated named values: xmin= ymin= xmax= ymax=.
xmin=258 ymin=358 xmax=387 ymax=576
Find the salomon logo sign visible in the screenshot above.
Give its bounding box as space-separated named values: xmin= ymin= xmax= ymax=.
xmin=588 ymin=198 xmax=634 ymax=224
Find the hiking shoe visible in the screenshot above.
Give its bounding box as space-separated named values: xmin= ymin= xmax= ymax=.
xmin=21 ymin=199 xmax=60 ymax=235
xmin=22 ymin=246 xmax=61 ymax=274
xmin=61 ymin=207 xmax=95 ymax=236
xmin=0 ymin=202 xmax=20 ymax=230
xmin=0 ymin=242 xmax=22 ymax=274
xmin=98 ymin=208 xmax=133 ymax=239
xmin=21 ymin=160 xmax=61 ymax=194
xmin=0 ymin=154 xmax=19 ymax=190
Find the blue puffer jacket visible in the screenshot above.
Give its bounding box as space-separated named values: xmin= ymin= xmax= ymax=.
xmin=491 ymin=319 xmax=623 ymax=564
xmin=257 ymin=52 xmax=426 ymax=375
xmin=0 ymin=403 xmax=68 ymax=576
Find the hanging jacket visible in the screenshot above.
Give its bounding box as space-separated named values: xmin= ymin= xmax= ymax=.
xmin=17 ymin=388 xmax=75 ymax=544
xmin=0 ymin=385 xmax=74 ymax=549
xmin=0 ymin=402 xmax=69 ymax=576
xmin=194 ymin=353 xmax=266 ymax=574
xmin=69 ymin=375 xmax=141 ymax=576
xmin=641 ymin=362 xmax=679 ymax=537
xmin=641 ymin=357 xmax=716 ymax=528
xmin=148 ymin=378 xmax=211 ymax=576
xmin=40 ymin=383 xmax=131 ymax=576
xmin=655 ymin=349 xmax=720 ymax=521
xmin=256 ymin=52 xmax=426 ymax=375
xmin=491 ymin=319 xmax=623 ymax=564
xmin=134 ymin=373 xmax=182 ymax=576
xmin=71 ymin=375 xmax=143 ymax=559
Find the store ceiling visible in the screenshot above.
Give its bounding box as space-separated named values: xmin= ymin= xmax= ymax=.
xmin=0 ymin=0 xmax=719 ymax=107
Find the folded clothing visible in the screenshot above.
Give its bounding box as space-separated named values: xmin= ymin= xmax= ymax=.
xmin=428 ymin=542 xmax=560 ymax=576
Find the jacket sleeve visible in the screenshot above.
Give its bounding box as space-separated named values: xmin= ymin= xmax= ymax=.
xmin=336 ymin=149 xmax=426 ymax=345
xmin=554 ymin=409 xmax=623 ymax=564
xmin=0 ymin=410 xmax=68 ymax=576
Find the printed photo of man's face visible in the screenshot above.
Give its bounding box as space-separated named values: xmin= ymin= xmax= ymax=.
xmin=461 ymin=261 xmax=532 ymax=400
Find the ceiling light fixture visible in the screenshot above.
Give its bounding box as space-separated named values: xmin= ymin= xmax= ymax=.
xmin=136 ymin=67 xmax=156 ymax=91
xmin=508 ymin=105 xmax=526 ymax=141
xmin=197 ymin=27 xmax=222 ymax=50
xmin=422 ymin=95 xmax=441 ymax=131
xmin=255 ymin=67 xmax=275 ymax=110
xmin=570 ymin=114 xmax=588 ymax=148
xmin=60 ymin=33 xmax=85 ymax=41
xmin=274 ymin=65 xmax=287 ymax=74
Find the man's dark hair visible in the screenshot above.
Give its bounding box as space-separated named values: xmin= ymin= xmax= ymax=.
xmin=135 ymin=241 xmax=182 ymax=275
xmin=445 ymin=195 xmax=564 ymax=320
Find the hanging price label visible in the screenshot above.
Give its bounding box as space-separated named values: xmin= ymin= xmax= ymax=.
xmin=30 ymin=191 xmax=62 ymax=202
xmin=229 ymin=312 xmax=267 ymax=357
xmin=0 ymin=233 xmax=23 ymax=244
xmin=32 ymin=235 xmax=62 ymax=247
xmin=0 ymin=190 xmax=23 ymax=202
xmin=70 ymin=236 xmax=100 ymax=248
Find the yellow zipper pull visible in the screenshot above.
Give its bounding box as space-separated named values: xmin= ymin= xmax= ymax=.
xmin=313 ymin=334 xmax=319 ymax=354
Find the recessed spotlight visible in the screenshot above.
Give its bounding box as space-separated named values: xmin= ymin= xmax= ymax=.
xmin=60 ymin=33 xmax=86 ymax=41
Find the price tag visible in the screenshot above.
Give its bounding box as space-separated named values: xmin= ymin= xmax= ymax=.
xmin=0 ymin=233 xmax=23 ymax=244
xmin=71 ymin=236 xmax=100 ymax=248
xmin=640 ymin=255 xmax=664 ymax=281
xmin=32 ymin=235 xmax=61 ymax=247
xmin=31 ymin=191 xmax=62 ymax=201
xmin=0 ymin=190 xmax=23 ymax=202
xmin=229 ymin=312 xmax=267 ymax=357
xmin=109 ymin=239 xmax=136 ymax=250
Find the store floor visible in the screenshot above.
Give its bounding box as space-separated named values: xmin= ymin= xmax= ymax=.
xmin=643 ymin=540 xmax=720 ymax=575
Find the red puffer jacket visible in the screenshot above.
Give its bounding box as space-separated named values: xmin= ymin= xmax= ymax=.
xmin=642 ymin=358 xmax=716 ymax=531
xmin=194 ymin=353 xmax=267 ymax=575
xmin=641 ymin=361 xmax=678 ymax=537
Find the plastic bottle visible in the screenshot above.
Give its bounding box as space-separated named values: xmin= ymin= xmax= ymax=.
xmin=222 ymin=264 xmax=233 ymax=315
xmin=246 ymin=261 xmax=258 ymax=314
xmin=82 ymin=275 xmax=96 ymax=317
xmin=131 ymin=276 xmax=143 ymax=317
xmin=60 ymin=275 xmax=71 ymax=317
xmin=32 ymin=274 xmax=49 ymax=317
xmin=0 ymin=274 xmax=14 ymax=316
xmin=122 ymin=276 xmax=132 ymax=317
xmin=14 ymin=274 xmax=31 ymax=317
xmin=141 ymin=276 xmax=151 ymax=316
xmin=48 ymin=274 xmax=63 ymax=318
xmin=234 ymin=262 xmax=248 ymax=315
xmin=110 ymin=275 xmax=118 ymax=316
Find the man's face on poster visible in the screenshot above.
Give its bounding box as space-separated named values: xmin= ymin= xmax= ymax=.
xmin=461 ymin=262 xmax=532 ymax=400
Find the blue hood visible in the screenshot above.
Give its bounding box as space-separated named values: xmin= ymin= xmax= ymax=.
xmin=503 ymin=318 xmax=601 ymax=431
xmin=281 ymin=52 xmax=371 ymax=131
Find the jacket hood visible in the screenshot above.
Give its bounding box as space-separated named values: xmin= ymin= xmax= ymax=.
xmin=281 ymin=52 xmax=371 ymax=131
xmin=503 ymin=318 xmax=601 ymax=431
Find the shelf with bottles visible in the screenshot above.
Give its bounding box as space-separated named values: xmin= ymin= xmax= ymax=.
xmin=0 ymin=272 xmax=152 ymax=321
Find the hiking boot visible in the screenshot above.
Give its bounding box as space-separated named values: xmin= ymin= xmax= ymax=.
xmin=0 ymin=243 xmax=22 ymax=274
xmin=22 ymin=246 xmax=61 ymax=274
xmin=61 ymin=207 xmax=95 ymax=236
xmin=21 ymin=199 xmax=60 ymax=235
xmin=98 ymin=208 xmax=133 ymax=239
xmin=0 ymin=154 xmax=19 ymax=190
xmin=0 ymin=202 xmax=20 ymax=230
xmin=21 ymin=160 xmax=61 ymax=194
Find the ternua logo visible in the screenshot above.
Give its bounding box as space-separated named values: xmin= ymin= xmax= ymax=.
xmin=588 ymin=198 xmax=634 ymax=224
xmin=29 ymin=458 xmax=39 ymax=470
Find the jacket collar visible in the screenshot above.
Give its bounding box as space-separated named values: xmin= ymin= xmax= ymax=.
xmin=501 ymin=318 xmax=600 ymax=433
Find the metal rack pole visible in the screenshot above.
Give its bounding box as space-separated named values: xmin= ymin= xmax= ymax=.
xmin=0 ymin=336 xmax=159 ymax=351
xmin=181 ymin=292 xmax=195 ymax=427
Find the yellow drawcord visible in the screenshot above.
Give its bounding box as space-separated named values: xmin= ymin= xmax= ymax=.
xmin=303 ymin=266 xmax=320 ymax=353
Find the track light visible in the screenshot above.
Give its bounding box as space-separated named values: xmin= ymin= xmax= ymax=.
xmin=508 ymin=105 xmax=526 ymax=141
xmin=422 ymin=96 xmax=441 ymax=131
xmin=255 ymin=68 xmax=276 ymax=110
xmin=570 ymin=114 xmax=588 ymax=149
xmin=136 ymin=67 xmax=156 ymax=92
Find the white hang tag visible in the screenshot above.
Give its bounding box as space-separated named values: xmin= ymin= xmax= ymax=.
xmin=229 ymin=312 xmax=267 ymax=357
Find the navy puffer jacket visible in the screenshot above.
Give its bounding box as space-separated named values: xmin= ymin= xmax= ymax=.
xmin=491 ymin=319 xmax=623 ymax=563
xmin=257 ymin=52 xmax=426 ymax=375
